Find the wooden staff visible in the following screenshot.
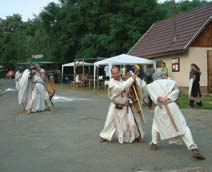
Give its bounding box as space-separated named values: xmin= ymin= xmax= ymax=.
xmin=129 ymin=101 xmax=144 ymax=142
xmin=121 ymin=69 xmax=145 ymax=140
xmin=163 ymin=102 xmax=179 ymax=132
xmin=129 ymin=81 xmax=145 ymax=124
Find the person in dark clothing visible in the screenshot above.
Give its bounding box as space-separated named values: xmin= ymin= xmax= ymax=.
xmin=144 ymin=68 xmax=155 ymax=109
xmin=189 ymin=64 xmax=202 ymax=107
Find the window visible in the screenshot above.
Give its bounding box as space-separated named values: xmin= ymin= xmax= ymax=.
xmin=172 ymin=58 xmax=180 ymax=72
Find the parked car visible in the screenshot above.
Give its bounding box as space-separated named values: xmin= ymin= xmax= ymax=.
xmin=6 ymin=70 xmax=16 ymax=79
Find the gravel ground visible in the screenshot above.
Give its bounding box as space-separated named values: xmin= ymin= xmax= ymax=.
xmin=0 ymin=79 xmax=211 ymax=172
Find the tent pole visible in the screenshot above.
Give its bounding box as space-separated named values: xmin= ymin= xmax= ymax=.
xmin=83 ymin=59 xmax=85 ymax=77
xmin=61 ymin=65 xmax=64 ymax=86
xmin=97 ymin=67 xmax=99 ymax=89
xmin=93 ymin=65 xmax=96 ymax=90
xmin=74 ymin=62 xmax=76 ymax=87
xmin=109 ymin=63 xmax=112 ymax=80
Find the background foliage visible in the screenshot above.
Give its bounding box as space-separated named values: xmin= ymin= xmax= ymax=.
xmin=0 ymin=0 xmax=209 ymax=66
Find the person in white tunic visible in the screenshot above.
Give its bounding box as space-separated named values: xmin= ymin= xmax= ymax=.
xmin=27 ymin=64 xmax=53 ymax=113
xmin=15 ymin=67 xmax=23 ymax=91
xmin=27 ymin=68 xmax=46 ymax=113
xmin=99 ymin=66 xmax=143 ymax=144
xmin=143 ymin=72 xmax=205 ymax=160
xmin=18 ymin=66 xmax=34 ymax=112
xmin=35 ymin=64 xmax=53 ymax=110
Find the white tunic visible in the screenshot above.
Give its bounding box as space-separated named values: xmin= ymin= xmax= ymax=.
xmin=147 ymin=79 xmax=187 ymax=140
xmin=29 ymin=71 xmax=46 ymax=112
xmin=15 ymin=71 xmax=22 ymax=90
xmin=18 ymin=69 xmax=33 ymax=110
xmin=100 ymin=77 xmax=140 ymax=144
xmin=188 ymin=78 xmax=193 ymax=98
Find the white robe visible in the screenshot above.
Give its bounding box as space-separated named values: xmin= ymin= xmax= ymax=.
xmin=147 ymin=79 xmax=187 ymax=140
xmin=15 ymin=71 xmax=22 ymax=90
xmin=100 ymin=77 xmax=140 ymax=144
xmin=18 ymin=69 xmax=33 ymax=110
xmin=188 ymin=78 xmax=193 ymax=98
xmin=29 ymin=71 xmax=46 ymax=112
xmin=136 ymin=77 xmax=146 ymax=88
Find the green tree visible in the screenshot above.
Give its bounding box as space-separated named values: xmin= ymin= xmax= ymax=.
xmin=0 ymin=0 xmax=210 ymax=65
xmin=0 ymin=14 xmax=24 ymax=64
xmin=159 ymin=0 xmax=208 ymax=17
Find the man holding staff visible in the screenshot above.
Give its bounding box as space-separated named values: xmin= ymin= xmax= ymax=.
xmin=99 ymin=66 xmax=144 ymax=144
xmin=143 ymin=72 xmax=205 ymax=160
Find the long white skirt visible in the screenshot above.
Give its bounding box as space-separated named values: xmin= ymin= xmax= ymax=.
xmin=100 ymin=103 xmax=139 ymax=144
xmin=29 ymin=83 xmax=46 ymax=112
xmin=153 ymin=102 xmax=187 ymax=140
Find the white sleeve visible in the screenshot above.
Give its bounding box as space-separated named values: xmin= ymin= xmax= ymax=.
xmin=142 ymin=85 xmax=149 ymax=99
xmin=109 ymin=77 xmax=134 ymax=98
xmin=167 ymin=85 xmax=179 ymax=101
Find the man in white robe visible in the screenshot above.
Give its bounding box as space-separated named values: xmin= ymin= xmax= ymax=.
xmin=18 ymin=64 xmax=51 ymax=113
xmin=128 ymin=76 xmax=146 ymax=142
xmin=15 ymin=67 xmax=23 ymax=91
xmin=28 ymin=69 xmax=46 ymax=113
xmin=27 ymin=65 xmax=53 ymax=113
xmin=143 ymin=72 xmax=205 ymax=160
xmin=121 ymin=66 xmax=146 ymax=140
xmin=18 ymin=68 xmax=33 ymax=111
xmin=35 ymin=64 xmax=53 ymax=111
xmin=99 ymin=66 xmax=144 ymax=144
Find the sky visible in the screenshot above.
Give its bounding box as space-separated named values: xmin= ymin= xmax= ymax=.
xmin=0 ymin=0 xmax=59 ymax=21
xmin=0 ymin=0 xmax=211 ymax=21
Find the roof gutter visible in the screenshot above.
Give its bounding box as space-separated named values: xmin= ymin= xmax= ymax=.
xmin=143 ymin=49 xmax=185 ymax=59
xmin=184 ymin=16 xmax=212 ymax=50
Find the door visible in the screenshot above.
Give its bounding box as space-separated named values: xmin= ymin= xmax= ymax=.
xmin=207 ymin=50 xmax=212 ymax=92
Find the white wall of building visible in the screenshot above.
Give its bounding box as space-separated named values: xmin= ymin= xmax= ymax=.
xmin=160 ymin=47 xmax=212 ymax=87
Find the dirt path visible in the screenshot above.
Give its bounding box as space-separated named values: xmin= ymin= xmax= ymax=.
xmin=0 ymin=79 xmax=211 ymax=172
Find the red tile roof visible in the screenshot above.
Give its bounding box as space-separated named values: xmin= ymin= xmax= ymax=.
xmin=128 ymin=3 xmax=212 ymax=58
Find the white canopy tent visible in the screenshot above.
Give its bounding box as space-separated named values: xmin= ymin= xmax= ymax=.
xmin=93 ymin=54 xmax=156 ymax=88
xmin=61 ymin=61 xmax=93 ymax=84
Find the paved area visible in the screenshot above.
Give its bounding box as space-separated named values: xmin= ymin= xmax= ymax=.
xmin=0 ymin=79 xmax=211 ymax=172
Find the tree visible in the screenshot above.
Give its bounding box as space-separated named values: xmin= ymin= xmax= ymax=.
xmin=0 ymin=14 xmax=25 ymax=64
xmin=159 ymin=0 xmax=208 ymax=18
xmin=0 ymin=0 xmax=210 ymax=65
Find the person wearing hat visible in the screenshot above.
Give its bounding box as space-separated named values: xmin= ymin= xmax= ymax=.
xmin=142 ymin=72 xmax=205 ymax=160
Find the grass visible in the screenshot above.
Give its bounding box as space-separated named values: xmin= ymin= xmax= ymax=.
xmin=178 ymin=92 xmax=212 ymax=110
xmin=56 ymin=83 xmax=212 ymax=110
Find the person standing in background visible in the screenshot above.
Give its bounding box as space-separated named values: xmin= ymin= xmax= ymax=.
xmin=189 ymin=64 xmax=202 ymax=107
xmin=15 ymin=67 xmax=24 ymax=90
xmin=160 ymin=62 xmax=168 ymax=74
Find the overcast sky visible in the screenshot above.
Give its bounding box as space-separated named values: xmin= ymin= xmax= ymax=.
xmin=0 ymin=0 xmax=211 ymax=21
xmin=0 ymin=0 xmax=59 ymax=21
